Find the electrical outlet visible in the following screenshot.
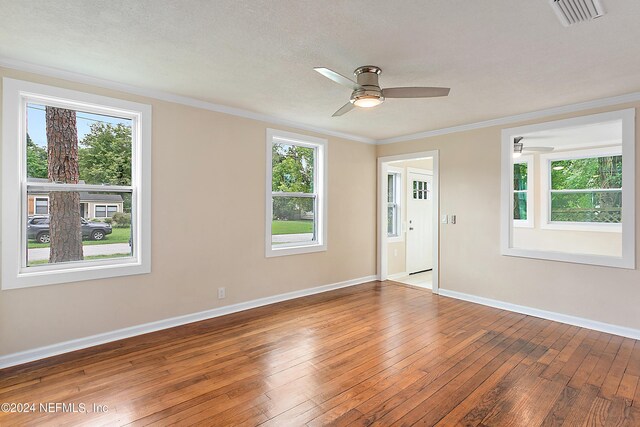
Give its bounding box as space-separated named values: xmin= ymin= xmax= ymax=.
xmin=217 ymin=287 xmax=226 ymax=299
xmin=441 ymin=215 xmax=448 ymax=224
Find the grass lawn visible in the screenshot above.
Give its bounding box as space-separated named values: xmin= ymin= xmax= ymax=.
xmin=272 ymin=220 xmax=313 ymax=235
xmin=28 ymin=227 xmax=131 ymax=249
xmin=28 ymin=253 xmax=132 ymax=266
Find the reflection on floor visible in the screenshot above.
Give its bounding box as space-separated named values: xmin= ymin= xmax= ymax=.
xmin=391 ymin=270 xmax=432 ymax=289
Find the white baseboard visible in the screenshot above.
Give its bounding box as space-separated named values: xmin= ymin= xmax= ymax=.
xmin=0 ymin=275 xmax=378 ymax=369
xmin=438 ymin=288 xmax=640 ymax=340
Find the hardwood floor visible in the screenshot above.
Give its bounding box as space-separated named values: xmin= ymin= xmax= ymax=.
xmin=1 ymin=281 xmax=639 ymax=426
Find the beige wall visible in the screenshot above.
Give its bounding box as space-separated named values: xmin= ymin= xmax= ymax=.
xmin=386 ymin=158 xmax=433 ymax=275
xmin=377 ymin=104 xmax=640 ymax=330
xmin=0 ymin=67 xmax=377 ymax=356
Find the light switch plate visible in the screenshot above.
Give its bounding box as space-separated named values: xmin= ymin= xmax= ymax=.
xmin=441 ymin=215 xmax=448 ymax=224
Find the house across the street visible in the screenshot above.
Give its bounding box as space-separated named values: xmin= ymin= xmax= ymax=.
xmin=27 ymin=178 xmax=124 ymax=219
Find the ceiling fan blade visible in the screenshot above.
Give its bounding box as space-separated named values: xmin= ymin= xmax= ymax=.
xmin=314 ymin=67 xmax=362 ymax=91
xmin=382 ymin=87 xmax=450 ymax=98
xmin=523 ymin=146 xmax=554 ymax=152
xmin=332 ymin=102 xmax=355 ymax=117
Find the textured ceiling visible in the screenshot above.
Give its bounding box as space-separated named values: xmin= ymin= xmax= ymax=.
xmin=1 ymin=1 xmax=640 ymax=140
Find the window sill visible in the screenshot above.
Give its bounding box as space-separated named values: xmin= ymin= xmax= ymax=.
xmin=541 ymin=222 xmax=622 ymax=233
xmin=266 ymin=242 xmax=327 ymax=258
xmin=387 ymin=235 xmax=404 ymax=243
xmin=3 ymin=258 xmax=150 ymax=290
xmin=513 ymin=220 xmax=534 ymax=229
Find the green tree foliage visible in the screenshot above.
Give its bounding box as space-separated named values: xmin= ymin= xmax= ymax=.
xmin=271 ymin=143 xmax=314 ymax=192
xmin=79 ymin=123 xmax=132 ymax=186
xmin=513 ymin=163 xmax=528 ymax=220
xmin=550 ymin=155 xmax=622 ymax=223
xmin=272 ymin=144 xmax=314 ymax=221
xmin=78 ymin=123 xmax=132 ymax=213
xmin=26 ymin=133 xmax=48 ymax=178
xmin=110 ymin=212 xmax=131 ymax=228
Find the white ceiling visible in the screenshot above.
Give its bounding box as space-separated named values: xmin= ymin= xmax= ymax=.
xmin=521 ymin=119 xmax=621 ymax=150
xmin=2 ymin=1 xmax=640 ymax=141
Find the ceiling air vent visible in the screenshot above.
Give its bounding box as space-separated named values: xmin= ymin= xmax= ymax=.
xmin=550 ymin=0 xmax=605 ymax=26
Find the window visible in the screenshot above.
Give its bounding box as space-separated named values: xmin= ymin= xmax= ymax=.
xmin=387 ymin=168 xmax=402 ymax=241
xmin=501 ymin=109 xmax=635 ymax=269
xmin=412 ymin=180 xmax=431 ymax=200
xmin=544 ymin=151 xmax=622 ymax=229
xmin=2 ymin=78 xmax=151 ymax=289
xmin=266 ymin=129 xmax=327 ymax=257
xmin=513 ymin=156 xmax=533 ymax=228
xmin=95 ymin=205 xmax=119 ymax=218
xmin=34 ymin=197 xmax=49 ymax=215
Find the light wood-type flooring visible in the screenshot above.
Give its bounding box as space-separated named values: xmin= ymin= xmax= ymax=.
xmin=1 ymin=281 xmax=639 ymax=426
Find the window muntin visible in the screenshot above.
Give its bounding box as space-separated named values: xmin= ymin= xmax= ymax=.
xmin=2 ymin=78 xmax=152 ymax=289
xmin=266 ymin=129 xmax=326 ymax=257
xmin=387 ymin=172 xmax=401 ymax=238
xmin=412 ymin=180 xmax=431 ymax=200
xmin=549 ymin=155 xmax=622 ymax=224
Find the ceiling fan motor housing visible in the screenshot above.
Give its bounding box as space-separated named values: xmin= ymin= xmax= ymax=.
xmin=351 ymin=66 xmax=384 ymax=104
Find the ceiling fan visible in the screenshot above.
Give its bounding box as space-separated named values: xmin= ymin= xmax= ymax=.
xmin=314 ymin=66 xmax=450 ymax=117
xmin=513 ymin=136 xmax=554 ymax=158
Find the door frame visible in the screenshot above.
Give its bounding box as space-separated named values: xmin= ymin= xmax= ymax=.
xmin=377 ymin=150 xmax=440 ymax=294
xmin=405 ymin=167 xmax=434 ymax=275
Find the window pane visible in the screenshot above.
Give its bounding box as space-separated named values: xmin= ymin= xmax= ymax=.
xmin=514 ymin=163 xmax=528 ymax=191
xmin=551 ymin=156 xmax=622 ymax=190
xmin=26 ymin=190 xmax=132 ymax=267
xmin=387 ymin=204 xmax=397 ymax=236
xmin=34 ymin=198 xmax=49 ymax=215
xmin=514 ymin=193 xmax=527 ymax=220
xmin=271 ymin=143 xmax=315 ymax=193
xmin=551 ymin=190 xmax=622 ymax=223
xmin=271 ymin=196 xmax=315 ymax=246
xmin=26 ymin=103 xmax=133 ymax=186
xmin=387 ymin=174 xmax=394 ymax=203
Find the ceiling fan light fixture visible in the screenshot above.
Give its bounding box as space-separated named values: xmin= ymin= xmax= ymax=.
xmin=513 ymin=137 xmax=524 ymax=158
xmin=353 ymin=96 xmax=384 ymax=108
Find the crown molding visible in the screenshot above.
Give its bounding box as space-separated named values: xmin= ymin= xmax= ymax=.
xmin=377 ymin=91 xmax=640 ymax=144
xmin=2 ymin=56 xmax=639 ymax=146
xmin=0 ymin=56 xmax=376 ymax=145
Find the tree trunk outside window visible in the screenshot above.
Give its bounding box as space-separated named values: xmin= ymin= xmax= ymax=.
xmin=46 ymin=107 xmax=84 ymax=263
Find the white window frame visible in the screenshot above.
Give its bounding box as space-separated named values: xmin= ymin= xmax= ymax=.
xmin=2 ymin=78 xmax=152 ymax=290
xmin=34 ymin=196 xmax=50 ymax=215
xmin=265 ymin=128 xmax=327 ymax=257
xmin=513 ymin=155 xmax=534 ymax=228
xmin=501 ymin=108 xmax=635 ymax=269
xmin=94 ymin=204 xmax=120 ymax=218
xmin=540 ymin=147 xmax=622 ymax=233
xmin=387 ymin=166 xmax=404 ymax=242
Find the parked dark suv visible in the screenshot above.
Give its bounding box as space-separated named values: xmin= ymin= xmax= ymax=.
xmin=27 ymin=216 xmax=112 ymax=243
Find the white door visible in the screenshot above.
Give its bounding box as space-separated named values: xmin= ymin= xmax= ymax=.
xmin=406 ymin=170 xmax=433 ymax=274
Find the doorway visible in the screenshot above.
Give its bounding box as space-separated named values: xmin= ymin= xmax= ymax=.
xmin=406 ymin=168 xmax=433 ymax=274
xmin=378 ymin=151 xmax=439 ymax=292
